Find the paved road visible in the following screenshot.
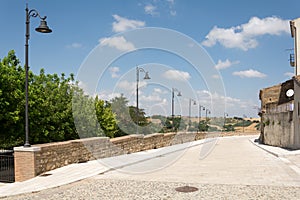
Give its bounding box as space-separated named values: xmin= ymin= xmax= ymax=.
xmin=2 ymin=135 xmax=300 ymax=199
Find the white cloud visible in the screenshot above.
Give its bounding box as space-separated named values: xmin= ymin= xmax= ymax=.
xmin=66 ymin=42 xmax=83 ymax=49
xmin=202 ymin=16 xmax=290 ymax=51
xmin=140 ymin=94 xmax=162 ymax=102
xmin=284 ymin=72 xmax=294 ymax=78
xmin=153 ymin=88 xmax=168 ymax=94
xmin=117 ymin=80 xmax=147 ymax=92
xmin=99 ymin=36 xmax=135 ymax=51
xmin=97 ymin=91 xmax=121 ymax=101
xmin=144 ymin=4 xmax=158 ymax=16
xmin=212 ymin=74 xmax=220 ymax=79
xmin=196 ymin=90 xmax=257 ymax=117
xmin=170 ymin=10 xmax=176 ymax=16
xmin=232 ymin=69 xmax=267 ymax=78
xmin=112 ymin=15 xmax=145 ymax=33
xmin=167 ymin=0 xmax=175 ymax=4
xmin=109 ymin=67 xmax=120 ymax=78
xmin=215 ymin=59 xmax=239 ymax=70
xmin=162 ymin=69 xmax=191 ymax=81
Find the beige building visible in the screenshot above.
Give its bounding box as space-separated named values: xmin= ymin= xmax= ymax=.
xmin=290 ymin=17 xmax=300 ymax=75
xmin=259 ymin=77 xmax=300 ymax=149
xmin=258 ymin=18 xmax=300 ymax=149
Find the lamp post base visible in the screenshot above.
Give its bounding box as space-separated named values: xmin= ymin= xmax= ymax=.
xmin=24 ymin=143 xmax=31 ymax=148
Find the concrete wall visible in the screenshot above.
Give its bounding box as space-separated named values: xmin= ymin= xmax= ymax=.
xmin=262 ymin=111 xmax=294 ymax=148
xmin=14 ymin=132 xmax=207 ymax=182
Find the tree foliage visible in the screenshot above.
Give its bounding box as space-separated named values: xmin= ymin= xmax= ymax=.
xmin=0 ymin=51 xmax=120 ymax=148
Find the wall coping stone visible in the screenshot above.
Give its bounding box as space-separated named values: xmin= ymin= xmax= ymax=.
xmin=72 ymin=137 xmax=109 ymax=143
xmin=164 ymin=132 xmax=177 ymax=137
xmin=144 ymin=133 xmax=163 ymax=138
xmin=14 ymin=146 xmax=41 ymax=152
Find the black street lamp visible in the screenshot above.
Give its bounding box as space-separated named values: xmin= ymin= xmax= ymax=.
xmin=198 ymin=105 xmax=205 ymax=130
xmin=171 ymin=88 xmax=181 ymax=130
xmin=242 ymin=114 xmax=247 ymax=133
xmin=188 ymin=98 xmax=197 ymax=127
xmin=205 ymin=109 xmax=211 ymax=122
xmin=24 ymin=4 xmax=52 ymax=147
xmin=136 ymin=66 xmax=150 ymax=134
xmin=223 ymin=112 xmax=228 ymax=131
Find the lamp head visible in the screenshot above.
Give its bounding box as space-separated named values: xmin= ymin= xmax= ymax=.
xmin=143 ymin=72 xmax=151 ymax=80
xmin=35 ymin=20 xmax=52 ymax=33
xmin=193 ymin=101 xmax=197 ymax=105
xmin=177 ymin=92 xmax=182 ymax=97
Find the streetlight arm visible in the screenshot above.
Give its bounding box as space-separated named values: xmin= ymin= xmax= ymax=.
xmin=138 ymin=67 xmax=146 ymax=73
xmin=27 ymin=7 xmax=47 ymax=21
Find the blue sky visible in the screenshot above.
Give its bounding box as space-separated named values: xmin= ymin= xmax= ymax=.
xmin=1 ymin=0 xmax=300 ymax=118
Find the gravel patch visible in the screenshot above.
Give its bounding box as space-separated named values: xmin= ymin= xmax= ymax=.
xmin=1 ymin=178 xmax=300 ymax=200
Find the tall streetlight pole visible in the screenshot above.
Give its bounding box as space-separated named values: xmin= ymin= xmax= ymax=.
xmin=198 ymin=105 xmax=205 ymax=130
xmin=242 ymin=114 xmax=247 ymax=133
xmin=189 ymin=98 xmax=197 ymax=127
xmin=136 ymin=66 xmax=150 ymax=134
xmin=24 ymin=4 xmax=52 ymax=147
xmin=206 ymin=109 xmax=211 ymax=122
xmin=171 ymin=88 xmax=181 ymax=130
xmin=224 ymin=112 xmax=228 ymax=131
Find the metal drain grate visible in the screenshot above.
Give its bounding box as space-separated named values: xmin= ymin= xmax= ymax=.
xmin=175 ymin=186 xmax=199 ymax=193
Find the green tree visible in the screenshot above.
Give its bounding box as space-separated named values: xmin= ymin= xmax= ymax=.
xmin=29 ymin=70 xmax=79 ymax=143
xmin=111 ymin=94 xmax=150 ymax=136
xmin=0 ymin=50 xmax=25 ymax=148
xmin=95 ymin=96 xmax=117 ymax=138
xmin=198 ymin=120 xmax=209 ymax=132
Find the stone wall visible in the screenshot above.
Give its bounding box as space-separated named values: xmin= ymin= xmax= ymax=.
xmin=14 ymin=131 xmax=207 ymax=182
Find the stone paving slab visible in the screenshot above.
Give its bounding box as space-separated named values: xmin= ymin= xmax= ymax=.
xmin=0 ymin=137 xmax=211 ymax=198
xmin=1 ymin=135 xmax=300 ymax=199
xmin=3 ymin=179 xmax=300 ymax=200
xmin=97 ymin=135 xmax=300 ymax=187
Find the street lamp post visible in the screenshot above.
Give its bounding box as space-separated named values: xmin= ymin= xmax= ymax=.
xmin=188 ymin=98 xmax=197 ymax=127
xmin=198 ymin=105 xmax=205 ymax=130
xmin=242 ymin=114 xmax=247 ymax=133
xmin=24 ymin=4 xmax=52 ymax=147
xmin=171 ymin=88 xmax=181 ymax=130
xmin=136 ymin=66 xmax=150 ymax=134
xmin=206 ymin=109 xmax=211 ymax=122
xmin=224 ymin=112 xmax=228 ymax=131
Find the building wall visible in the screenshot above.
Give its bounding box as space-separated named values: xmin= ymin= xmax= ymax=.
xmin=293 ymin=77 xmax=300 ymax=148
xmin=262 ymin=111 xmax=294 ymax=148
xmin=259 ymin=78 xmax=299 ymax=149
xmin=291 ymin=18 xmax=300 ymax=75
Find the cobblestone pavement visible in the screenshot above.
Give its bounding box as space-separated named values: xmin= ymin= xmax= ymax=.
xmin=1 ymin=178 xmax=300 ymax=200
xmin=1 ymin=135 xmax=300 ymax=199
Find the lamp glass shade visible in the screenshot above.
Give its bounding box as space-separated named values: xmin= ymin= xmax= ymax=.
xmin=143 ymin=72 xmax=151 ymax=80
xmin=35 ymin=20 xmax=52 ymax=33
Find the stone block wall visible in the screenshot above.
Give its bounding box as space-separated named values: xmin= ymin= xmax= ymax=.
xmin=14 ymin=131 xmax=207 ymax=182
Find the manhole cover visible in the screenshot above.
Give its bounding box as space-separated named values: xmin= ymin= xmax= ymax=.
xmin=175 ymin=186 xmax=199 ymax=193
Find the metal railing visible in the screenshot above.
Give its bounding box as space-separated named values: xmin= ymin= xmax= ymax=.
xmin=0 ymin=150 xmax=15 ymax=183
